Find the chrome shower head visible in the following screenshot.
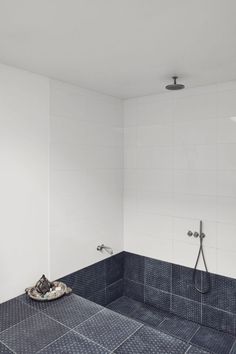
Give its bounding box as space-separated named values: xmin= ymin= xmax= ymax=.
xmin=165 ymin=76 xmax=185 ymax=90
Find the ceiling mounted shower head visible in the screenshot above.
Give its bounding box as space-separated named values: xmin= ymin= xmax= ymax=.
xmin=165 ymin=76 xmax=185 ymax=90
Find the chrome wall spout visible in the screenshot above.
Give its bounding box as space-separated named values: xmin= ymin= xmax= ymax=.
xmin=97 ymin=244 xmax=113 ymax=255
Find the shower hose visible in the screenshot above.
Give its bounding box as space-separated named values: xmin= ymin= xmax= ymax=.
xmin=193 ymin=232 xmax=211 ymax=294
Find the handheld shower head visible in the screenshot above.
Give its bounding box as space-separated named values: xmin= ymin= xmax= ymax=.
xmin=165 ymin=76 xmax=185 ymax=90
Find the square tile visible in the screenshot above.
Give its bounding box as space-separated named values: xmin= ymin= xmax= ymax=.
xmin=59 ymin=260 xmax=106 ymax=298
xmin=43 ymin=294 xmax=103 ymax=328
xmin=105 ymin=252 xmax=124 ymax=285
xmin=202 ymin=304 xmax=235 ymax=335
xmin=39 ymin=331 xmax=111 ymax=354
xmin=0 ymin=298 xmax=38 ymax=332
xmin=74 ymin=309 xmax=141 ymax=351
xmin=158 ymin=317 xmax=199 ymax=342
xmin=0 ymin=342 xmax=14 ymax=353
xmin=124 ymin=252 xmax=144 ymax=283
xmin=88 ymin=289 xmax=107 ymax=306
xmin=172 ymin=264 xmax=201 ymax=302
xmin=190 ymin=326 xmax=235 ymax=354
xmin=0 ymin=313 xmax=69 ymax=354
xmin=124 ymin=279 xmax=144 ymax=302
xmin=17 ymin=294 xmax=51 ymax=311
xmin=145 ymin=286 xmax=171 ymax=312
xmin=114 ymin=326 xmax=189 ymax=354
xmin=129 ymin=303 xmax=169 ymax=329
xmin=202 ymin=273 xmax=236 ymax=313
xmin=145 ymin=257 xmax=171 ymax=292
xmin=106 ymin=279 xmax=123 ymax=304
xmin=107 ymin=296 xmax=140 ymax=316
xmin=171 ymin=295 xmax=201 ymax=323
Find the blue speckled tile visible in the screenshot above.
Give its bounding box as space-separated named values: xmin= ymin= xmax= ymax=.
xmin=17 ymin=293 xmax=51 ymax=311
xmin=106 ymin=279 xmax=123 ymax=304
xmin=187 ymin=345 xmax=211 ymax=353
xmin=172 ymin=264 xmax=201 ymax=302
xmin=0 ymin=298 xmax=38 ymax=332
xmin=0 ymin=313 xmax=69 ymax=354
xmin=39 ymin=331 xmax=111 ymax=354
xmin=202 ymin=304 xmax=235 ymax=335
xmin=202 ymin=273 xmax=236 ymax=313
xmin=114 ymin=326 xmax=189 ymax=354
xmin=158 ymin=316 xmax=199 ymax=342
xmin=145 ymin=286 xmax=171 ymax=312
xmin=74 ymin=309 xmax=142 ymax=351
xmin=124 ymin=252 xmax=144 ymax=283
xmin=190 ymin=326 xmax=235 ymax=354
xmin=171 ymin=295 xmax=201 ymax=323
xmin=106 ymin=296 xmax=141 ymax=316
xmin=59 ymin=260 xmax=106 ymax=298
xmin=145 ymin=257 xmax=171 ymax=292
xmin=0 ymin=342 xmax=13 ymax=353
xmin=129 ymin=302 xmax=169 ymax=329
xmin=124 ymin=279 xmax=144 ymax=302
xmin=88 ymin=289 xmax=107 ymax=306
xmin=43 ymin=294 xmax=103 ymax=328
xmin=105 ymin=252 xmax=124 ymax=285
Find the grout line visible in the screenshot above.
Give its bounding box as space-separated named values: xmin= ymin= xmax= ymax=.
xmin=70 ymin=308 xmax=106 ymax=329
xmin=71 ymin=331 xmax=112 ymax=352
xmin=188 ymin=325 xmax=201 ymax=343
xmin=0 ymin=339 xmax=17 ymax=354
xmin=111 ymin=324 xmax=143 ymax=353
xmin=0 ymin=313 xmax=39 ymax=335
xmin=36 ymin=330 xmax=73 ymax=353
xmin=184 ymin=345 xmax=191 ymax=354
xmin=229 ymin=339 xmax=236 ymax=354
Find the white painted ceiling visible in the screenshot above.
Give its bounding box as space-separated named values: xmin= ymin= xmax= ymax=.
xmin=0 ymin=0 xmax=236 ymax=98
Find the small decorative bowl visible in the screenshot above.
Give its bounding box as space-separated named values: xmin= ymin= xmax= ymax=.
xmin=25 ymin=281 xmax=72 ymax=301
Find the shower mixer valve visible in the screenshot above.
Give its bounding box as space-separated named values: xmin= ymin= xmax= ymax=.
xmin=187 ymin=230 xmax=205 ymax=238
xmin=187 ymin=220 xmax=210 ymax=294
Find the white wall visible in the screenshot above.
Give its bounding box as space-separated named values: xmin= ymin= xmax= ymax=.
xmin=124 ymin=82 xmax=236 ymax=279
xmin=50 ymin=81 xmax=123 ymax=279
xmin=0 ymin=64 xmax=123 ymax=302
xmin=1 ymin=61 xmax=236 ymax=302
xmin=0 ymin=64 xmax=50 ymax=302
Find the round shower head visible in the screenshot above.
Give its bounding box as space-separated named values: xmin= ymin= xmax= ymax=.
xmin=165 ymin=76 xmax=185 ymax=90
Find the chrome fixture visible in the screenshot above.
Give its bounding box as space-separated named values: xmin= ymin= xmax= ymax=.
xmin=165 ymin=76 xmax=185 ymax=90
xmin=187 ymin=220 xmax=211 ymax=294
xmin=97 ymin=244 xmax=113 ymax=255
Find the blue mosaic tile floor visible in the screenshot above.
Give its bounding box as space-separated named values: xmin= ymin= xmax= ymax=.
xmin=0 ymin=293 xmax=235 ymax=353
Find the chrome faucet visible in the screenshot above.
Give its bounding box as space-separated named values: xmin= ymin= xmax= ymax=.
xmin=97 ymin=244 xmax=113 ymax=255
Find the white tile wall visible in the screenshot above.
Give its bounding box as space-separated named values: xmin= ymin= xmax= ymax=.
xmin=0 ymin=65 xmax=123 ymax=303
xmin=1 ymin=61 xmax=236 ymax=303
xmin=50 ymin=81 xmax=123 ymax=279
xmin=124 ymin=82 xmax=236 ymax=278
xmin=0 ymin=64 xmax=50 ymax=303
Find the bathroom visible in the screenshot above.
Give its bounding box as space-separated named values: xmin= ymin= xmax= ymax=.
xmin=0 ymin=1 xmax=236 ymax=353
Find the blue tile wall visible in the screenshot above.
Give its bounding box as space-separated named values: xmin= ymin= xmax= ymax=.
xmin=124 ymin=252 xmax=145 ymax=283
xmin=123 ymin=279 xmax=144 ymax=302
xmin=59 ymin=252 xmax=124 ymax=306
xmin=122 ymin=252 xmax=236 ymax=336
xmin=57 ymin=251 xmax=236 ymax=336
xmin=145 ymin=286 xmax=171 ymax=312
xmin=171 ymin=295 xmax=202 ymax=323
xmin=145 ymin=258 xmax=171 ymax=292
